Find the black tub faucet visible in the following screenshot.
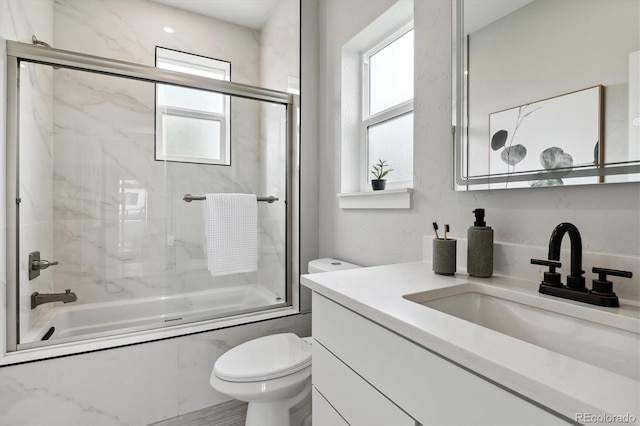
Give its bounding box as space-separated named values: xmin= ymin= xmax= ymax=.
xmin=31 ymin=289 xmax=77 ymax=309
xmin=548 ymin=222 xmax=585 ymax=292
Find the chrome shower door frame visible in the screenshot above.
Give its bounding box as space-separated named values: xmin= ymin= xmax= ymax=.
xmin=5 ymin=40 xmax=298 ymax=352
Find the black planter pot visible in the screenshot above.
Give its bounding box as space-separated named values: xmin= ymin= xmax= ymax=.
xmin=371 ymin=179 xmax=386 ymax=191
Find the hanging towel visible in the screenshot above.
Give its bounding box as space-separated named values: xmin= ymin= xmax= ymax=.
xmin=204 ymin=193 xmax=258 ymax=276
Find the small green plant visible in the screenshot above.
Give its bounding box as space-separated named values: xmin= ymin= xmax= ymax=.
xmin=370 ymin=159 xmax=393 ymax=180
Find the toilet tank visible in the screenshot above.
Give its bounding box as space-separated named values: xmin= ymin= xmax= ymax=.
xmin=308 ymin=258 xmax=361 ymax=274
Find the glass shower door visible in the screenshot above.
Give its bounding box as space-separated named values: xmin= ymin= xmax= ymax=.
xmin=11 ymin=49 xmax=293 ymax=350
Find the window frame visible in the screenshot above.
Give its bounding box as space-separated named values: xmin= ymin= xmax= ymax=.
xmin=361 ymin=22 xmax=414 ymax=191
xmin=155 ymin=47 xmax=231 ymax=166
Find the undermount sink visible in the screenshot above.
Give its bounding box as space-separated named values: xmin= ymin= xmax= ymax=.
xmin=403 ymin=283 xmax=640 ymax=380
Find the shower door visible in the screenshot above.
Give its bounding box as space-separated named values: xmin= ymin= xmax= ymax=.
xmin=7 ymin=41 xmax=296 ymax=350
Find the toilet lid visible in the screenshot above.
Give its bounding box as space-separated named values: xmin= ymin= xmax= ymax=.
xmin=214 ymin=333 xmax=312 ymax=382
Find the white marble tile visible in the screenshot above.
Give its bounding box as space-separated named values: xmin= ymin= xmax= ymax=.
xmin=1 ymin=0 xmax=54 ymax=45
xmin=18 ymin=63 xmax=54 ymax=227
xmin=255 ymin=0 xmax=298 ymax=303
xmin=260 ymin=0 xmax=300 ymax=92
xmin=1 ymin=1 xmax=303 ymax=424
xmin=18 ymin=221 xmax=55 ymax=340
xmin=54 ymin=0 xmax=260 ymax=83
xmin=1 ymin=311 xmax=310 ymax=425
xmin=0 ymin=338 xmax=178 ymax=425
xmin=1 ymin=0 xmax=55 ymax=357
xmin=49 ymin=1 xmax=272 ymax=302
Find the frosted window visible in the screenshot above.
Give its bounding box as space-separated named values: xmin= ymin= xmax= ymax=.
xmin=162 ymin=115 xmax=221 ymax=160
xmin=369 ymin=29 xmax=414 ymax=116
xmin=155 ymin=47 xmax=230 ymax=165
xmin=368 ymin=112 xmax=413 ymax=182
xmin=158 ymin=86 xmax=224 ymax=114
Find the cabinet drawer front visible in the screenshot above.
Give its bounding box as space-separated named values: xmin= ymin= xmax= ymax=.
xmin=313 ymin=293 xmax=568 ymax=425
xmin=313 ymin=387 xmax=348 ymax=426
xmin=313 ymin=339 xmax=415 ymax=425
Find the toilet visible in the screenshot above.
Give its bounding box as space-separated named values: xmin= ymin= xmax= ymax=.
xmin=209 ymin=258 xmax=360 ymax=426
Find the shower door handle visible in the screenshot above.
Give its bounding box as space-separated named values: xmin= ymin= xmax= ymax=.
xmin=29 ymin=251 xmax=59 ymax=280
xmin=32 ymin=260 xmax=59 ymax=270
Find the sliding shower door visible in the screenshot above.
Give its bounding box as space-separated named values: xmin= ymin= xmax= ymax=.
xmin=8 ymin=44 xmax=295 ymax=350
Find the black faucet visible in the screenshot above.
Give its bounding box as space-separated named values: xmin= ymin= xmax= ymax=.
xmin=531 ymin=222 xmax=633 ymax=308
xmin=548 ymin=222 xmax=585 ymax=292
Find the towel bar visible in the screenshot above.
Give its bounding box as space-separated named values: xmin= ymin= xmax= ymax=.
xmin=183 ymin=194 xmax=279 ymax=204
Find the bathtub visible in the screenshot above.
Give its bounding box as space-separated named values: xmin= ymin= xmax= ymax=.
xmin=20 ymin=284 xmax=284 ymax=348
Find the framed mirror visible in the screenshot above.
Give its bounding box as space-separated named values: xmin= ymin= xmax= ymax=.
xmin=453 ymin=0 xmax=640 ymax=190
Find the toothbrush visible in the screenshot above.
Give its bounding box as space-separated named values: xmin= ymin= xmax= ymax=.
xmin=444 ymin=224 xmax=450 ymax=240
xmin=432 ymin=222 xmax=440 ymax=239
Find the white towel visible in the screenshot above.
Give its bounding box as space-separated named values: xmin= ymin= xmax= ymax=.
xmin=204 ymin=193 xmax=258 ymax=276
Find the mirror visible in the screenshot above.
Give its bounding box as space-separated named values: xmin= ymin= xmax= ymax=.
xmin=453 ymin=0 xmax=640 ymax=190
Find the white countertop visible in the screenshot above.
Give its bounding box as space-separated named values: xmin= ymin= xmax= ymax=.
xmin=301 ymin=261 xmax=640 ymax=423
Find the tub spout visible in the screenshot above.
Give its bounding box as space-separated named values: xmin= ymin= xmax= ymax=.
xmin=31 ymin=289 xmax=77 ymax=309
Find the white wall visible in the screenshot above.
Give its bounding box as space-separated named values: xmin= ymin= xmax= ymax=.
xmin=318 ymin=0 xmax=639 ymax=269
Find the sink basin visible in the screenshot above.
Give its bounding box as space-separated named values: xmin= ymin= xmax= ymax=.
xmin=404 ymin=283 xmax=640 ymax=380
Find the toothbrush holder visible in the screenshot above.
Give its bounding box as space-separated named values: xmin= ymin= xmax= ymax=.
xmin=432 ymin=238 xmax=457 ymax=275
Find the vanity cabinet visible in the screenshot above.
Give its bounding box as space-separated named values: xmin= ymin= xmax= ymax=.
xmin=312 ymin=293 xmax=569 ymax=425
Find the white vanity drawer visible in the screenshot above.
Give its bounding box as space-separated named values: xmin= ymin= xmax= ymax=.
xmin=312 ymin=387 xmax=348 ymax=426
xmin=313 ymin=339 xmax=415 ymax=425
xmin=312 ymin=293 xmax=569 ymax=425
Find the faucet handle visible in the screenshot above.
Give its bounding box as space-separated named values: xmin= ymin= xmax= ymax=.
xmin=591 ymin=267 xmax=633 ymax=295
xmin=531 ymin=259 xmax=562 ymax=287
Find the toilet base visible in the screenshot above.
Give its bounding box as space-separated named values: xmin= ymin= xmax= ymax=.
xmin=245 ymin=380 xmax=311 ymax=426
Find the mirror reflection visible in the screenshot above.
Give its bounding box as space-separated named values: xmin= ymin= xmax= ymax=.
xmin=454 ymin=0 xmax=640 ymax=190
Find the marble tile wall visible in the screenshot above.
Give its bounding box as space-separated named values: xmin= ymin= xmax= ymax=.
xmin=259 ymin=0 xmax=300 ymax=299
xmin=0 ymin=0 xmax=56 ymax=342
xmin=0 ymin=2 xmax=309 ymax=425
xmin=0 ymin=313 xmax=311 ymax=425
xmin=50 ymin=69 xmax=265 ymax=302
xmin=48 ymin=0 xmax=290 ymax=306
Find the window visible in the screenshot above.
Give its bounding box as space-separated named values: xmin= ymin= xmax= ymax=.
xmin=362 ymin=24 xmax=414 ymax=189
xmin=155 ymin=47 xmax=231 ymax=165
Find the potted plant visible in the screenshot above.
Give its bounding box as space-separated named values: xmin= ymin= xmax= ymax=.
xmin=370 ymin=159 xmax=393 ymax=191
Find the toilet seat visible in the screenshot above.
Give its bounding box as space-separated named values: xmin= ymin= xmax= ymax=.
xmin=214 ymin=333 xmax=311 ymax=382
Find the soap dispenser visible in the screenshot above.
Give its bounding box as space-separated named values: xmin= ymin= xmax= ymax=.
xmin=467 ymin=208 xmax=493 ymax=277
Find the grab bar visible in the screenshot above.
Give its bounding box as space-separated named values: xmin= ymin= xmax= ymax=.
xmin=183 ymin=194 xmax=279 ymax=204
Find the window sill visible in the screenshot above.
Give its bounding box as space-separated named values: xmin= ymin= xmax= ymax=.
xmin=337 ymin=188 xmax=412 ymax=209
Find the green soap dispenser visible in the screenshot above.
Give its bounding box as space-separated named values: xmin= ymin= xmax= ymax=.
xmin=467 ymin=208 xmax=493 ymax=277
